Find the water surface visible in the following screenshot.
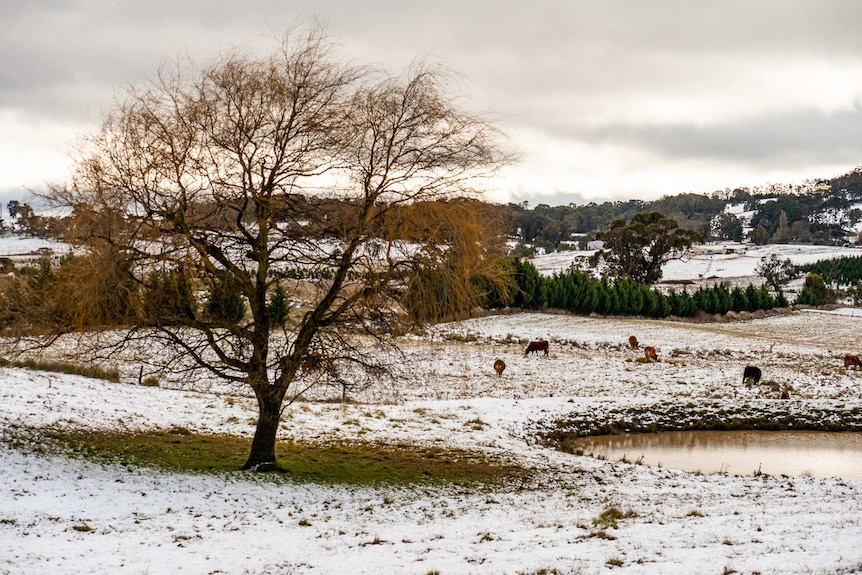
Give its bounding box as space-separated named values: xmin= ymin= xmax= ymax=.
xmin=571 ymin=430 xmax=862 ymax=479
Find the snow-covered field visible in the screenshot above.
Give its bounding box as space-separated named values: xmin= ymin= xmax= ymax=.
xmin=2 ymin=238 xmax=862 ymax=574
xmin=0 ymin=234 xmax=69 ymax=260
xmin=531 ymin=243 xmax=861 ymax=291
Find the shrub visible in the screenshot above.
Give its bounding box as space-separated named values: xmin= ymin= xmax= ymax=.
xmin=140 ymin=376 xmax=160 ymax=387
xmin=795 ymin=273 xmax=829 ymax=306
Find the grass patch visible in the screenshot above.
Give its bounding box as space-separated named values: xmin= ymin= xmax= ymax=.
xmin=13 ymin=426 xmax=531 ymax=487
xmin=0 ymin=356 xmax=120 ymax=382
xmin=592 ymin=505 xmax=637 ymax=529
xmin=140 ymin=376 xmax=160 ymax=387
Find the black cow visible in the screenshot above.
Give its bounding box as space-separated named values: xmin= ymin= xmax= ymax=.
xmin=742 ymin=365 xmax=762 ymax=386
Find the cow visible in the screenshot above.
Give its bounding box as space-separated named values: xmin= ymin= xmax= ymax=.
xmin=301 ymin=351 xmax=323 ymax=372
xmin=493 ymin=358 xmax=506 ymax=377
xmin=525 ymin=339 xmax=549 ymax=356
xmin=643 ymin=346 xmax=658 ymax=362
xmin=843 ymin=354 xmax=862 ymax=369
xmin=628 ymin=335 xmax=638 ymax=350
xmin=743 ymin=365 xmax=762 ymax=386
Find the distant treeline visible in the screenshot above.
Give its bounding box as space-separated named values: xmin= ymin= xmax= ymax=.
xmin=492 ymin=260 xmax=789 ymax=318
xmin=7 ymin=167 xmax=862 ymax=254
xmin=800 ymin=255 xmax=862 ymax=286
xmin=506 ymin=166 xmax=862 ymax=252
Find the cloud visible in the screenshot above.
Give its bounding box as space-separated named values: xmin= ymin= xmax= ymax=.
xmin=3 ymin=0 xmax=862 ymax=203
xmin=582 ymin=105 xmax=862 ymax=167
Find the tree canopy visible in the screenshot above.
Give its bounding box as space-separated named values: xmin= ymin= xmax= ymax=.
xmin=594 ymin=211 xmax=700 ymax=284
xmin=41 ymin=25 xmax=510 ymax=471
xmin=755 ymin=253 xmax=800 ymax=291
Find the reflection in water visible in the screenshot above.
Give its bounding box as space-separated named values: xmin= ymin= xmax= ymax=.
xmin=571 ymin=431 xmax=862 ymax=479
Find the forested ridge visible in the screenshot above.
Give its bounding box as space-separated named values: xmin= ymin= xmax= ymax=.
xmin=4 ymin=167 xmax=862 ymax=253
xmin=505 ymin=165 xmax=862 ymax=253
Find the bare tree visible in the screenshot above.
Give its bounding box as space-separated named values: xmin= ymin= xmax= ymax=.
xmin=42 ymin=26 xmax=509 ymax=470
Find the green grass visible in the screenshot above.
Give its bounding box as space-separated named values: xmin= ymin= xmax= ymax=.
xmin=16 ymin=426 xmax=530 ymax=487
xmin=592 ymin=505 xmax=637 ymax=529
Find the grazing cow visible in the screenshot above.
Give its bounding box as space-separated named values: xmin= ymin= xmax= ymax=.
xmin=843 ymin=354 xmax=862 ymax=369
xmin=628 ymin=335 xmax=638 ymax=350
xmin=493 ymin=358 xmax=506 ymax=377
xmin=742 ymin=365 xmax=762 ymax=386
xmin=525 ymin=339 xmax=549 ymax=356
xmin=301 ymin=351 xmax=323 ymax=372
xmin=643 ymin=346 xmax=658 ymax=362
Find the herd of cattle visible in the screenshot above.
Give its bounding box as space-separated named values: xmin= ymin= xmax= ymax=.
xmin=490 ymin=337 xmax=862 ymax=387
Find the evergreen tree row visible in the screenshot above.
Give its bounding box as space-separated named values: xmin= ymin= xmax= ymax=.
xmin=800 ymin=255 xmax=862 ymax=286
xmin=507 ymin=259 xmax=788 ymax=318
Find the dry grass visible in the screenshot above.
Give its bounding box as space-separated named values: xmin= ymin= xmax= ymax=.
xmin=0 ymin=356 xmax=120 ymax=382
xmin=593 ymin=506 xmax=637 ymax=529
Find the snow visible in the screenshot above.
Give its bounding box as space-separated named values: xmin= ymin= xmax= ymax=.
xmin=0 ymin=234 xmax=69 ymax=260
xmin=723 ymin=202 xmax=756 ymax=228
xmin=2 ymin=237 xmax=862 ymax=574
xmin=531 ymin=243 xmax=861 ymax=289
xmin=3 ymin=307 xmax=862 ymax=574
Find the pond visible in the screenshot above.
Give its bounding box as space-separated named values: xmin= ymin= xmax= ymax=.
xmin=570 ymin=430 xmax=862 ymax=480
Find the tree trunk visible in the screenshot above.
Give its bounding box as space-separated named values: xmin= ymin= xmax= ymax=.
xmin=242 ymin=392 xmax=283 ymax=471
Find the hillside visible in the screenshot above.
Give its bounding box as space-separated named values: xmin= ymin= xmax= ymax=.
xmin=2 ymin=239 xmax=862 ymax=573
xmin=508 ymin=166 xmax=862 ymax=252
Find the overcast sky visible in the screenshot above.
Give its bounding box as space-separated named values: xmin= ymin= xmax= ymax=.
xmin=3 ymin=0 xmax=862 ymax=208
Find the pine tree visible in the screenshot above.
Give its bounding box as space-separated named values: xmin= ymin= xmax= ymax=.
xmin=266 ymin=285 xmax=290 ymax=328
xmin=207 ymin=275 xmax=247 ymax=324
xmin=759 ymin=285 xmax=776 ymax=309
xmin=730 ymin=286 xmax=748 ymax=312
xmin=513 ymin=259 xmax=546 ymax=309
xmin=795 ymin=273 xmax=829 ymax=306
xmin=744 ymin=283 xmax=761 ymax=312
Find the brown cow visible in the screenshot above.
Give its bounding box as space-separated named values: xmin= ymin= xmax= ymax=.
xmin=493 ymin=358 xmax=506 ymax=377
xmin=628 ymin=335 xmax=638 ymax=350
xmin=644 ymin=346 xmax=658 ymax=362
xmin=525 ymin=339 xmax=549 ymax=356
xmin=844 ymin=354 xmax=862 ymax=369
xmin=301 ymin=351 xmax=323 ymax=372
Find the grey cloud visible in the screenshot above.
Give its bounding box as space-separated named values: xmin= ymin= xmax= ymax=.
xmin=510 ymin=189 xmax=621 ymax=208
xmin=583 ymin=106 xmax=862 ymax=166
xmin=4 ymin=0 xmax=862 ymax=119
xmin=4 ymin=0 xmax=862 ymax=201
